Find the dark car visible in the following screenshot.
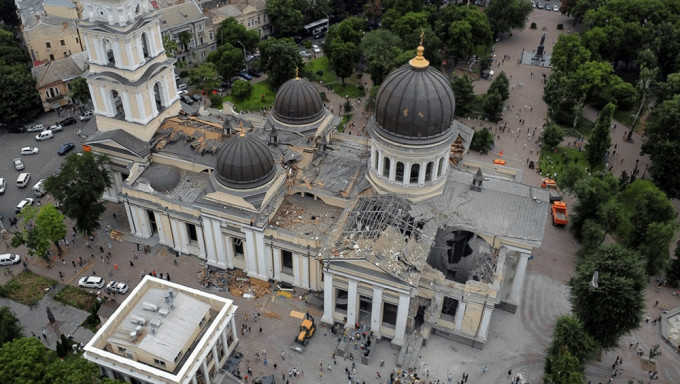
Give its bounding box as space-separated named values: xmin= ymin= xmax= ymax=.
xmin=59 ymin=117 xmax=77 ymax=126
xmin=239 ymin=71 xmax=253 ymax=81
xmin=9 ymin=125 xmax=27 ymax=133
xmin=247 ymin=68 xmax=261 ymax=77
xmin=57 ymin=142 xmax=75 ymax=155
xmin=180 ymin=95 xmax=194 ymax=105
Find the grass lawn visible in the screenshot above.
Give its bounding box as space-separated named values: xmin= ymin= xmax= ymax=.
xmin=336 ymin=114 xmax=352 ymax=133
xmin=225 ymin=80 xmax=276 ymax=113
xmin=613 ymin=107 xmax=635 ymax=128
xmin=538 ymin=146 xmax=589 ymax=185
xmin=0 ymin=270 xmax=56 ymax=306
xmin=559 ymin=116 xmax=595 ymax=138
xmin=306 ymin=57 xmax=365 ymax=98
xmin=54 ymin=285 xmax=99 ymax=311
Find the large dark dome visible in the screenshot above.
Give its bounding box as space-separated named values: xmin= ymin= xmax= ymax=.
xmin=374 ymin=47 xmax=455 ymax=143
xmin=272 ymin=77 xmax=324 ymax=124
xmin=147 ymin=164 xmax=180 ymax=192
xmin=215 ymin=134 xmax=276 ymax=189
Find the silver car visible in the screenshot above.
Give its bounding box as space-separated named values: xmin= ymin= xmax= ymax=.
xmin=0 ymin=253 xmax=21 ymax=266
xmin=13 ymin=158 xmax=24 ymax=171
xmin=15 ymin=197 xmax=34 ymax=213
xmin=79 ymin=276 xmax=105 ymax=289
xmin=21 ymin=147 xmax=39 ymax=155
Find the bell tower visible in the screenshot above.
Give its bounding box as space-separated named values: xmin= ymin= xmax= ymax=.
xmin=79 ymin=0 xmax=180 ymax=142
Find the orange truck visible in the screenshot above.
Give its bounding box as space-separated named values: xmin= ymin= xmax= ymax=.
xmin=551 ymin=200 xmax=568 ymax=226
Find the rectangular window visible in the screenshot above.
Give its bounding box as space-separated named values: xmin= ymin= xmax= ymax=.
xmin=382 ymin=302 xmax=398 ymax=326
xmin=199 ymin=315 xmax=206 ymax=327
xmin=209 ymin=32 xmax=213 ymax=41
xmin=63 ymin=52 xmax=67 ymax=57
xmin=153 ymin=359 xmax=166 ymax=367
xmin=46 ymin=42 xmax=51 ymax=48
xmin=233 ymin=238 xmax=244 ymax=257
xmin=186 ymin=223 xmax=198 ymax=242
xmin=49 ymin=54 xmax=54 ymax=61
xmin=60 ymin=39 xmax=65 ymax=46
xmin=282 ymin=250 xmax=293 ymax=273
xmin=75 ymin=37 xmax=79 ymax=44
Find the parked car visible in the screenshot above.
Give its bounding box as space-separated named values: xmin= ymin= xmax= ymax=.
xmin=80 ymin=110 xmax=94 ymax=121
xmin=49 ymin=123 xmax=63 ymax=132
xmin=12 ymin=158 xmax=24 ymax=171
xmin=312 ymin=45 xmax=321 ymax=54
xmin=0 ymin=253 xmax=21 ymax=266
xmin=247 ymin=68 xmax=261 ymax=77
xmin=246 ymin=55 xmax=255 ymax=62
xmin=177 ymin=83 xmax=188 ymax=91
xmin=21 ymin=147 xmax=39 ymax=155
xmin=57 ymin=142 xmax=75 ymax=155
xmin=553 ymin=4 xmax=560 ymax=11
xmin=15 ymin=197 xmax=34 ymax=213
xmin=59 ymin=117 xmax=77 ymax=126
xmin=27 ymin=124 xmax=44 ymax=133
xmin=0 ymin=178 xmax=6 ymax=194
xmin=239 ymin=71 xmax=253 ymax=81
xmin=180 ymin=95 xmax=194 ymax=105
xmin=299 ymin=50 xmax=311 ymax=59
xmin=9 ymin=125 xmax=27 ymax=133
xmin=106 ymin=281 xmax=129 ymax=294
xmin=35 ymin=130 xmax=53 ymax=141
xmin=79 ymin=276 xmax=105 ymax=289
xmin=178 ymin=89 xmax=188 ymax=96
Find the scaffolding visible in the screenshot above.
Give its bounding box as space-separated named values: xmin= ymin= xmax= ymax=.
xmin=342 ymin=195 xmax=421 ymax=240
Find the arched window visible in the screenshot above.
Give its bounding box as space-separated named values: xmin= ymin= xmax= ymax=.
xmin=395 ymin=162 xmax=404 ymax=182
xmin=102 ymin=38 xmax=115 ymax=65
xmin=109 ymin=89 xmax=124 ymax=118
xmin=437 ymin=157 xmax=445 ymax=177
xmin=410 ymin=163 xmax=420 ymax=184
xmin=141 ymin=32 xmax=151 ymax=59
xmin=383 ymin=157 xmax=390 ymax=178
xmin=152 ymin=81 xmax=164 ymax=111
xmin=425 ymin=162 xmax=433 ymax=182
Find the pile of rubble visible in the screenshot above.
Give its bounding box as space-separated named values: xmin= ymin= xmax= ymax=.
xmin=197 ymin=267 xmax=271 ymax=298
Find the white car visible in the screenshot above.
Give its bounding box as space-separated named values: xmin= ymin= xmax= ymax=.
xmin=21 ymin=147 xmax=39 ymax=155
xmin=553 ymin=4 xmax=560 ymax=11
xmin=79 ymin=276 xmax=105 ymax=289
xmin=0 ymin=178 xmax=5 ymax=194
xmin=26 ymin=124 xmax=44 ymax=133
xmin=15 ymin=198 xmax=34 ymax=213
xmin=312 ymin=45 xmax=321 ymax=54
xmin=300 ymin=50 xmax=311 ymax=58
xmin=13 ymin=158 xmax=24 ymax=171
xmin=0 ymin=253 xmax=21 ymax=266
xmin=80 ymin=111 xmax=94 ymax=121
xmin=49 ymin=123 xmax=63 ymax=132
xmin=106 ymin=281 xmax=129 ymax=294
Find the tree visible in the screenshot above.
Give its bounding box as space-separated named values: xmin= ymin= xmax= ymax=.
xmin=487 ymin=71 xmax=510 ymax=101
xmin=34 ymin=204 xmax=67 ymax=256
xmin=258 ymin=38 xmax=303 ymax=88
xmin=42 ymin=355 xmax=102 ymax=384
xmin=215 ymin=17 xmax=260 ymax=52
xmin=328 ymin=40 xmax=356 ymax=85
xmin=450 ymin=75 xmax=474 ymax=116
xmin=360 ymin=30 xmax=403 ymax=86
xmin=178 ymin=31 xmax=192 ymax=51
xmin=0 ymin=307 xmax=22 ymax=346
xmin=657 ymin=72 xmax=680 ymax=102
xmin=208 ymin=44 xmax=245 ymax=81
xmin=541 ymin=123 xmax=565 ymax=149
xmin=546 ymin=315 xmax=598 ymax=371
xmin=68 ymin=77 xmax=91 ymax=105
xmin=0 ymin=0 xmax=19 ymax=26
xmin=188 ymin=62 xmax=220 ymax=93
xmin=585 ymin=103 xmax=614 ymax=168
xmin=231 ymin=79 xmax=253 ymax=100
xmin=266 ymin=0 xmax=304 ymax=36
xmin=162 ymin=34 xmax=178 ymax=56
xmin=640 ymin=95 xmax=680 ymax=198
xmin=470 ymin=127 xmax=494 ymax=153
xmin=627 ymin=66 xmax=657 ymax=141
xmin=44 ymin=152 xmax=112 ymax=235
xmin=569 ymin=244 xmax=646 ymax=350
xmin=10 ymin=205 xmax=51 ymax=260
xmin=545 ymin=350 xmax=585 ymax=384
xmin=482 ymin=90 xmax=503 ymax=122
xmin=550 ymin=34 xmax=591 ymax=73
xmin=0 ymin=28 xmax=42 ymax=124
xmin=484 ymin=0 xmax=533 ymax=37
xmin=0 ymin=337 xmax=48 ymax=383
xmin=570 ymin=174 xmax=619 ymax=240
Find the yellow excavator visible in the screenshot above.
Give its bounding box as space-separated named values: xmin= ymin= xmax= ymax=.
xmin=291 ymin=313 xmax=316 ymax=352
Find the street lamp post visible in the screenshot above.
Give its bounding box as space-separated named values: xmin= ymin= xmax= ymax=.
xmin=321 ymin=11 xmax=330 ymax=34
xmin=237 ymin=40 xmax=248 ymax=74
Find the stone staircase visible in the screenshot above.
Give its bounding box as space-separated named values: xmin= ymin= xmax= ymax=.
xmin=214 ymin=369 xmax=244 ymax=384
xmin=335 ymin=336 xmax=371 ymax=365
xmin=396 ymin=331 xmax=423 ymax=370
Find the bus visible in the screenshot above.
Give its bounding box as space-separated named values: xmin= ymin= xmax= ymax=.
xmin=303 ymin=18 xmax=328 ymax=37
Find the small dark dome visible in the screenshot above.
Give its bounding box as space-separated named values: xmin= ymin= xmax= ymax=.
xmin=374 ymin=54 xmax=455 ymax=143
xmin=147 ymin=164 xmax=180 ymax=192
xmin=215 ymin=134 xmax=276 ymax=189
xmin=273 ymin=77 xmax=324 ymax=124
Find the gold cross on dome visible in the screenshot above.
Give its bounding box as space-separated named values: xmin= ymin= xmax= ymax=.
xmin=419 ymin=29 xmax=424 ymax=46
xmin=295 ymin=66 xmax=299 ymax=79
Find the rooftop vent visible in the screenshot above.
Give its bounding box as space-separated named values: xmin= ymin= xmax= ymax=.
xmin=470 ymin=168 xmax=484 ymax=192
xmin=143 ymin=302 xmax=158 ymax=312
xmin=130 ymin=315 xmax=147 ymax=325
xmin=159 ymin=307 xmax=170 ymax=316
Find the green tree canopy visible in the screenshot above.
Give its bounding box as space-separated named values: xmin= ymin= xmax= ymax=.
xmin=44 ymin=152 xmax=112 ymax=235
xmin=10 ymin=205 xmax=51 ymax=259
xmin=360 ymin=30 xmax=404 ymax=85
xmin=487 ymin=71 xmax=510 ymax=101
xmin=35 ymin=204 xmax=67 ymax=256
xmin=0 ymin=337 xmax=48 ymax=383
xmin=0 ymin=27 xmax=42 ymax=124
xmin=585 ymin=103 xmax=614 ymax=168
xmin=482 ymin=90 xmax=504 ymax=122
xmin=569 ymin=243 xmax=646 ymax=350
xmin=570 ymin=173 xmax=620 ymax=240
xmin=215 ymin=17 xmax=260 ymax=52
xmin=208 ymin=43 xmax=245 ymax=81
xmin=542 ymin=123 xmax=565 ymax=149
xmin=68 ymin=77 xmax=91 ymax=105
xmin=231 ymin=79 xmax=253 ymax=100
xmin=551 ymin=34 xmax=592 ymax=74
xmin=0 ymin=307 xmax=22 ymax=346
xmin=162 ymin=34 xmax=178 ymax=56
xmin=42 ymin=355 xmax=102 ymax=384
xmin=258 ymin=38 xmax=303 ymax=88
xmin=484 ymin=0 xmax=533 ymax=37
xmin=641 ymin=95 xmax=680 ymax=198
xmin=266 ymin=0 xmax=304 ymax=36
xmin=450 ymin=74 xmax=474 ymax=116
xmin=546 ymin=315 xmax=598 ymax=370
xmin=188 ymin=62 xmax=221 ymax=92
xmin=470 ymin=127 xmax=494 ymax=153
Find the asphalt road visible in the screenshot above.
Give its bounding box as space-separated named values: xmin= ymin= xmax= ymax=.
xmin=0 ymin=111 xmax=88 ymax=221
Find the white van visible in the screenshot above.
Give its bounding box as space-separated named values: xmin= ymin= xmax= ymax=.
xmin=33 ymin=179 xmax=46 ymax=197
xmin=36 ymin=130 xmax=54 ymax=141
xmin=17 ymin=173 xmax=31 ymax=188
xmin=0 ymin=178 xmax=6 ymax=194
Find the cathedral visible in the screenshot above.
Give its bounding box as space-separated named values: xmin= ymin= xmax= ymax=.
xmin=80 ymin=0 xmax=549 ymax=357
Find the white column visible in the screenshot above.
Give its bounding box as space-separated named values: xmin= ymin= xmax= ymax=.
xmin=136 ymin=91 xmax=147 ymax=119
xmin=201 ymin=361 xmax=209 ymax=383
xmin=404 ymin=161 xmax=411 ymax=185
xmin=272 ymin=248 xmax=281 ymax=280
xmin=191 ymin=376 xmax=198 ymax=384
xmin=243 ymin=229 xmax=258 ymax=277
xmin=370 ymin=287 xmax=383 ymax=336
xmin=221 ymin=331 xmax=229 ymax=356
xmin=392 ymin=293 xmax=410 ymax=346
xmin=213 ymin=221 xmax=227 ymax=268
xmin=255 ymin=231 xmax=268 ymax=279
xmin=202 ymin=217 xmax=217 ymax=265
xmin=418 ymin=162 xmax=426 ymax=185
xmin=321 ymin=273 xmax=334 ymax=324
xmin=389 ymin=157 xmax=396 ymax=181
xmin=477 ymin=306 xmax=493 ymax=342
xmin=302 ymin=254 xmax=310 ymax=289
xmin=292 ymin=253 xmax=301 ymax=286
xmin=212 ymin=345 xmax=220 ymax=365
xmin=508 ymin=252 xmax=530 ymax=305
xmin=171 ymin=220 xmax=184 ymax=253
xmin=196 ymin=225 xmax=207 ymax=259
xmin=347 ymin=279 xmax=358 ymax=328
xmin=453 ymin=301 xmax=466 ymax=331
xmin=225 ymin=235 xmax=234 ymax=269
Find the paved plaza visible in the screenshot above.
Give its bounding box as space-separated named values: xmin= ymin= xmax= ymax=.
xmin=1 ymin=7 xmax=679 ymax=384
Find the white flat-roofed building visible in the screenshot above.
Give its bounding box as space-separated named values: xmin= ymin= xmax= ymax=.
xmin=83 ymin=276 xmax=239 ymax=384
